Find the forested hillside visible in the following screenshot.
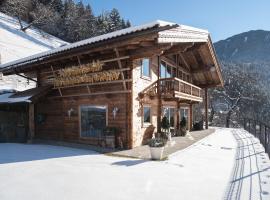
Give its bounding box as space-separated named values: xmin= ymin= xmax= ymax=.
xmin=0 ymin=0 xmax=131 ymax=42
xmin=211 ymin=31 xmax=270 ymax=127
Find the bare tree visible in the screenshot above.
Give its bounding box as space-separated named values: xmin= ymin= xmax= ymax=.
xmin=210 ymin=63 xmax=264 ymax=127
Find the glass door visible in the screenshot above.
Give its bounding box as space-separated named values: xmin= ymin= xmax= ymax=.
xmin=163 ymin=107 xmax=175 ymax=133
xmin=180 ymin=108 xmax=189 ymax=129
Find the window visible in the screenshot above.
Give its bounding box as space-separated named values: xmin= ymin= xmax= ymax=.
xmin=180 ymin=108 xmax=189 ymax=127
xmin=163 ymin=107 xmax=175 ymax=128
xmin=160 ymin=60 xmax=173 ymax=78
xmin=141 ymin=58 xmax=150 ymax=78
xmin=143 ymin=106 xmax=151 ymax=124
xmin=160 ymin=61 xmax=166 ymax=78
xmin=80 ymin=105 xmax=107 ymax=138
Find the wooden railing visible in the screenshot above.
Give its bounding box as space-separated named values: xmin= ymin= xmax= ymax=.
xmin=243 ymin=118 xmax=270 ymax=156
xmin=159 ymin=77 xmax=202 ymax=100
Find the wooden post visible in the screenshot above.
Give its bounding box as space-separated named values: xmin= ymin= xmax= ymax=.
xmin=204 ymin=88 xmax=208 ymax=129
xmin=157 ymin=55 xmax=162 ymax=134
xmin=176 ymin=101 xmax=180 ymax=132
xmin=189 ymin=104 xmax=193 ymax=130
xmin=28 ymin=104 xmax=35 ymax=142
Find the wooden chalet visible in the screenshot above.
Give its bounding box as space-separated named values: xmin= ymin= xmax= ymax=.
xmin=0 ymin=20 xmax=223 ymax=148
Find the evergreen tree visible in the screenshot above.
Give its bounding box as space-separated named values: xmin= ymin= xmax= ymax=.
xmin=0 ymin=0 xmax=131 ymax=42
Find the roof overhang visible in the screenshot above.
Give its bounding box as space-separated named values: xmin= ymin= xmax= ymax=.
xmin=0 ymin=86 xmax=51 ymax=104
xmin=158 ymin=25 xmax=209 ymax=43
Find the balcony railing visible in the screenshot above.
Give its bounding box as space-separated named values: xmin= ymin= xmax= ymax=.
xmin=159 ymin=77 xmax=202 ymax=101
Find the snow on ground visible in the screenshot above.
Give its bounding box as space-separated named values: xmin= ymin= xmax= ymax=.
xmin=0 ymin=128 xmax=269 ymax=200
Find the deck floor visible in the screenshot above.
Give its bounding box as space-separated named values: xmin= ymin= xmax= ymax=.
xmin=110 ymin=128 xmax=215 ymax=159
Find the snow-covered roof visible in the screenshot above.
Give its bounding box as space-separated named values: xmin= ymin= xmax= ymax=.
xmin=0 ymin=92 xmax=31 ymax=104
xmin=0 ymin=12 xmax=68 ymax=64
xmin=0 ymin=20 xmax=210 ymax=71
xmin=0 ymin=86 xmax=50 ymax=104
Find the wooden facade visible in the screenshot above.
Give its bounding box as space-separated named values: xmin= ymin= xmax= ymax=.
xmin=0 ymin=21 xmax=223 ymax=148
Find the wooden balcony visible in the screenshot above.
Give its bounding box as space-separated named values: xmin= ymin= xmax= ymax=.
xmin=159 ymin=77 xmax=203 ymax=102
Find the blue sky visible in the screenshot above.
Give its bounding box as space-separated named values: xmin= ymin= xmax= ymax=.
xmin=80 ymin=0 xmax=270 ymax=42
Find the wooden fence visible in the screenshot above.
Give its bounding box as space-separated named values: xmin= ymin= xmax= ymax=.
xmin=243 ymin=118 xmax=270 ymax=157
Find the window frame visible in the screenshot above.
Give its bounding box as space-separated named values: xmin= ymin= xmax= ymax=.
xmin=142 ymin=105 xmax=152 ymax=127
xmin=79 ymin=105 xmax=108 ymax=139
xmin=140 ymin=58 xmax=151 ymax=80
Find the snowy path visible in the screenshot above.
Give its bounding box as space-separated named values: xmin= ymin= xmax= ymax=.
xmin=0 ymin=128 xmax=269 ymax=200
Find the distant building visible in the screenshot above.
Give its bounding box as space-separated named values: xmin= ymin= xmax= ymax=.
xmin=0 ymin=12 xmax=68 ymax=91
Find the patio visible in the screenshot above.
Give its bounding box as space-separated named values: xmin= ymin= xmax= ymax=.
xmin=109 ymin=128 xmax=215 ymax=159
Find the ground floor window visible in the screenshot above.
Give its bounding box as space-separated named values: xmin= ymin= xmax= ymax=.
xmin=80 ymin=105 xmax=107 ymax=138
xmin=163 ymin=107 xmax=175 ymax=128
xmin=180 ymin=108 xmax=189 ymax=128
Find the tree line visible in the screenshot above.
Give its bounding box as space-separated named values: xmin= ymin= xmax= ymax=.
xmin=0 ymin=0 xmax=131 ymax=42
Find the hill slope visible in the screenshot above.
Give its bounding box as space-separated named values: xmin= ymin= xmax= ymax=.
xmin=0 ymin=12 xmax=68 ymax=91
xmin=0 ymin=12 xmax=68 ymax=64
xmin=214 ymin=30 xmax=270 ymax=63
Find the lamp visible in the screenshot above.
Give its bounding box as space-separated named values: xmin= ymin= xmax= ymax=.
xmin=67 ymin=108 xmax=74 ymax=118
xmin=112 ymin=107 xmax=119 ymax=119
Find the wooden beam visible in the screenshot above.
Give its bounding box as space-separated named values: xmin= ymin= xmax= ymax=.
xmin=139 ymin=41 xmax=155 ymax=47
xmin=51 ymin=90 xmax=131 ymax=98
xmin=161 ymin=56 xmax=190 ymax=74
xmin=53 ymin=79 xmax=132 ymax=90
xmin=163 ymin=43 xmax=194 ymax=55
xmin=77 ymin=56 xmax=91 ymax=94
xmin=157 ymin=55 xmax=162 ymax=134
xmin=15 ymin=73 xmax=37 ymax=83
xmin=191 ymin=65 xmax=216 ymax=74
xmin=179 ymin=53 xmax=191 ymax=72
xmin=51 ymin=65 xmax=62 ymax=96
xmin=204 ymin=88 xmax=208 ymax=129
xmin=114 ymin=48 xmax=127 ymax=90
xmin=129 ymin=44 xmax=172 ymax=59
xmin=28 ymin=104 xmax=35 ymax=141
xmin=40 ymin=56 xmax=130 ymax=75
xmin=189 ymin=104 xmax=193 ymax=130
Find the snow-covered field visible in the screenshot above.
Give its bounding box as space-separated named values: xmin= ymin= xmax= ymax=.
xmin=0 ymin=128 xmax=269 ymax=200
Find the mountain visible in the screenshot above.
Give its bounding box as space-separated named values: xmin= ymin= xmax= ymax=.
xmin=214 ymin=30 xmax=270 ymax=63
xmin=214 ymin=30 xmax=270 ymax=95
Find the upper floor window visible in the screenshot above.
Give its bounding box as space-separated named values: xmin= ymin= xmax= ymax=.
xmin=141 ymin=58 xmax=151 ymax=78
xmin=160 ymin=61 xmax=172 ymax=78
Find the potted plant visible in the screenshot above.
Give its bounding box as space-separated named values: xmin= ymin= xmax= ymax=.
xmin=180 ymin=117 xmax=187 ymax=136
xmin=148 ymin=138 xmax=167 ymax=160
xmin=161 ymin=116 xmax=171 ymax=141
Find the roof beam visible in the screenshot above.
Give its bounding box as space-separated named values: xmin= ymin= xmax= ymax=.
xmin=15 ymin=73 xmax=37 ymax=83
xmin=191 ymin=65 xmax=216 ymax=74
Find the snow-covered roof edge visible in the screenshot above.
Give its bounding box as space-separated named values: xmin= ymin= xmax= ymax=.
xmin=0 ymin=20 xmax=210 ymax=70
xmin=0 ymin=20 xmax=176 ymax=69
